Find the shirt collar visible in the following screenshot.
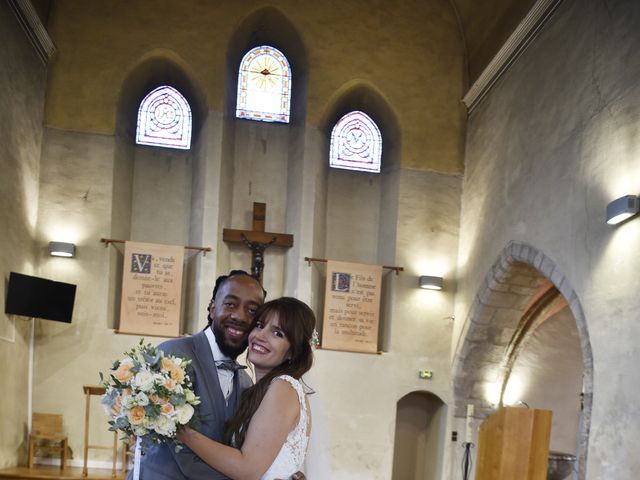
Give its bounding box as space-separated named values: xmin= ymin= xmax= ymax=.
xmin=204 ymin=326 xmax=230 ymax=362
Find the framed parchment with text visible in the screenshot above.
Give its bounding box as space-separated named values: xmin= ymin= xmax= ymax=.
xmin=118 ymin=241 xmax=184 ymax=337
xmin=321 ymin=260 xmax=382 ymax=354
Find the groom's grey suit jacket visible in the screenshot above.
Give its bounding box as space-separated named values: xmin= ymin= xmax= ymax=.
xmin=134 ymin=330 xmax=252 ymax=480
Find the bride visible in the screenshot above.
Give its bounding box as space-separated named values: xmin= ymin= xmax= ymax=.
xmin=178 ymin=297 xmax=315 ymax=480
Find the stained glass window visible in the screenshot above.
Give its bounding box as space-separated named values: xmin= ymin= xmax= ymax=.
xmin=236 ymin=45 xmax=291 ymax=123
xmin=329 ymin=111 xmax=382 ymax=173
xmin=136 ymin=86 xmax=192 ymax=150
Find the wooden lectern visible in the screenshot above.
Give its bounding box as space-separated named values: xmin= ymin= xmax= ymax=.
xmin=475 ymin=406 xmax=552 ymax=480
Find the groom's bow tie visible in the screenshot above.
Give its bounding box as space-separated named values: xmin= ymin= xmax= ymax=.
xmin=215 ymin=359 xmax=247 ymax=372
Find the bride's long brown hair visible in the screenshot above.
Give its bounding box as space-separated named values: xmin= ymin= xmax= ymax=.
xmin=223 ymin=297 xmax=315 ymax=447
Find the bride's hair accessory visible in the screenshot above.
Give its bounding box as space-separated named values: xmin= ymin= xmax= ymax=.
xmin=311 ymin=329 xmax=320 ymax=348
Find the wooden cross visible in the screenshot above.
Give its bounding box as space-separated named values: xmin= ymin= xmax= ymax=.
xmin=223 ymin=202 xmax=294 ymax=281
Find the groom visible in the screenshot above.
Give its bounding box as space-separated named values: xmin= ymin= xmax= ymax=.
xmin=133 ymin=270 xmax=265 ymax=479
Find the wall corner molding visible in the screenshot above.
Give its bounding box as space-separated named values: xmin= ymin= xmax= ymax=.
xmin=7 ymin=0 xmax=55 ymax=65
xmin=462 ymin=0 xmax=563 ymax=115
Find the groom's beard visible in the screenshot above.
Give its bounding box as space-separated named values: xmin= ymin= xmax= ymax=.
xmin=210 ymin=316 xmax=249 ymax=359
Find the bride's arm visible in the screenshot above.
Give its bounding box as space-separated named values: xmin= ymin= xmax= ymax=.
xmin=177 ymin=379 xmax=299 ymax=480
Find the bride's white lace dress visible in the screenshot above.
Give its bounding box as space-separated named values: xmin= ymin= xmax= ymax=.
xmin=260 ymin=375 xmax=310 ymax=480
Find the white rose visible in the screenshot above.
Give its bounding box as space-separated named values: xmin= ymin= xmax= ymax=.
xmin=121 ymin=357 xmax=134 ymax=367
xmin=132 ymin=425 xmax=148 ymax=436
xmin=123 ymin=395 xmax=137 ymax=409
xmin=185 ymin=390 xmax=196 ymax=403
xmin=134 ymin=392 xmax=149 ymax=406
xmin=133 ymin=370 xmax=155 ymax=392
xmin=154 ymin=414 xmax=176 ymax=437
xmin=175 ymin=404 xmax=194 ymax=425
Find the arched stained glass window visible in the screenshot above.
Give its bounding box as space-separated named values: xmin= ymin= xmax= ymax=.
xmin=236 ymin=45 xmax=291 ymax=123
xmin=329 ymin=111 xmax=382 ymax=173
xmin=136 ymin=85 xmax=192 ymax=150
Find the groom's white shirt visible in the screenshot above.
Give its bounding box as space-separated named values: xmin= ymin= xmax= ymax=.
xmin=204 ymin=327 xmax=235 ymax=401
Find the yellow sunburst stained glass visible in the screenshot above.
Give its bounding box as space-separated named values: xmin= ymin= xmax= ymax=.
xmin=236 ymin=45 xmax=291 ymax=123
xmin=250 ymin=56 xmax=281 ymax=92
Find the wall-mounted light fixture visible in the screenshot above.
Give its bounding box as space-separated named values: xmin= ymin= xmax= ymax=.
xmin=49 ymin=241 xmax=76 ymax=258
xmin=419 ymin=275 xmax=443 ymax=290
xmin=606 ymin=195 xmax=640 ymax=225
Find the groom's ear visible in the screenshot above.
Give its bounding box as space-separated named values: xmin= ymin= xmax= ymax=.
xmin=207 ymin=300 xmax=215 ymax=320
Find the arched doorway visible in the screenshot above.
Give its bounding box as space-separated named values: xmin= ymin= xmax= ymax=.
xmin=391 ymin=391 xmax=446 ymax=480
xmin=452 ymin=241 xmax=593 ymax=479
xmin=504 ymin=299 xmax=583 ymax=454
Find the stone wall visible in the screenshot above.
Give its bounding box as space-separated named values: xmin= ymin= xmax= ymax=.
xmin=455 ymin=0 xmax=640 ymax=477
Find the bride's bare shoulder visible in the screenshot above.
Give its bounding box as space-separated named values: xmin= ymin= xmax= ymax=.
xmin=266 ymin=376 xmax=300 ymax=402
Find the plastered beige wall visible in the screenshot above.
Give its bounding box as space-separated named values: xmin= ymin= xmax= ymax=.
xmin=26 ymin=112 xmax=463 ymax=478
xmin=44 ymin=0 xmax=465 ymax=173
xmin=0 ymin=2 xmax=47 ymax=468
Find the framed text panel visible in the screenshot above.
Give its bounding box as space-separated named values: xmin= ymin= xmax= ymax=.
xmin=321 ymin=260 xmax=382 ymax=354
xmin=118 ymin=241 xmax=184 ymax=337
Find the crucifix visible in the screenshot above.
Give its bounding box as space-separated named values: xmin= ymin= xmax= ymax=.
xmin=223 ymin=202 xmax=294 ymax=282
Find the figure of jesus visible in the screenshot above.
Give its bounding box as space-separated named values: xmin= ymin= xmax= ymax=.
xmin=241 ymin=233 xmax=278 ymax=280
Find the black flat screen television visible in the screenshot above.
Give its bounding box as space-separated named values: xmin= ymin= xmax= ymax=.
xmin=5 ymin=272 xmax=76 ymax=323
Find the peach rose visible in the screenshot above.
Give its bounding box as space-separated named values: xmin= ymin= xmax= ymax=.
xmin=169 ymin=365 xmax=185 ymax=384
xmin=161 ymin=358 xmax=185 ymax=384
xmin=160 ymin=403 xmax=175 ymax=415
xmin=113 ymin=362 xmax=134 ymax=383
xmin=160 ymin=357 xmax=175 ymax=372
xmin=164 ymin=377 xmax=177 ymax=391
xmin=127 ymin=406 xmax=145 ymax=425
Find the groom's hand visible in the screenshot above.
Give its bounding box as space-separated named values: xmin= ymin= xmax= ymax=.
xmin=274 ymin=473 xmax=306 ymax=480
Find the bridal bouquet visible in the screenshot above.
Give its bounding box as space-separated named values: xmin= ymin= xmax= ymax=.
xmin=100 ymin=339 xmax=200 ymax=449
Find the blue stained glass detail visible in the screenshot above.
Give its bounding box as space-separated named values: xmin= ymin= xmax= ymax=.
xmin=136 ymin=86 xmax=192 ymax=150
xmin=329 ymin=111 xmax=382 ymax=173
xmin=236 ymin=45 xmax=291 ymax=123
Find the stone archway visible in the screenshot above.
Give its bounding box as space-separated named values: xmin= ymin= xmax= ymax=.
xmin=452 ymin=241 xmax=593 ymax=479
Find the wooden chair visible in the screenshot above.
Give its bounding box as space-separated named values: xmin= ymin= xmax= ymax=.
xmin=28 ymin=413 xmax=68 ymax=469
